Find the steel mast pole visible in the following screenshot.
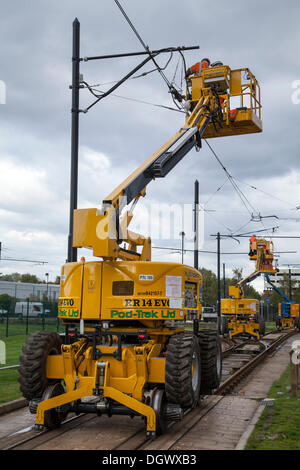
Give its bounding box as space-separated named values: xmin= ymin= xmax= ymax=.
xmin=180 ymin=231 xmax=185 ymax=264
xmin=289 ymin=268 xmax=292 ymax=300
xmin=217 ymin=232 xmax=221 ymax=333
xmin=223 ymin=262 xmax=226 ymax=298
xmin=194 ymin=180 xmax=199 ymax=270
xmin=193 ymin=180 xmax=199 ymax=336
xmin=68 ymin=18 xmax=80 ymax=262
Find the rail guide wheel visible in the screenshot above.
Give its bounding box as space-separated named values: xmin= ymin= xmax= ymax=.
xmin=151 ymin=388 xmax=183 ymax=436
xmin=40 ymin=382 xmax=68 ymax=429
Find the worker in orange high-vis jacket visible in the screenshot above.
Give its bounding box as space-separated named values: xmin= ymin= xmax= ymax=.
xmin=186 ymin=58 xmax=210 ymax=77
xmin=249 ymin=235 xmax=257 ymax=257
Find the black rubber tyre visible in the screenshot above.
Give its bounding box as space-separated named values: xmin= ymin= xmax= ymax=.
xmin=220 ymin=315 xmax=229 ymax=336
xmin=165 ymin=333 xmax=201 ymax=409
xmin=276 ymin=318 xmax=281 ymax=330
xmin=18 ymin=331 xmax=62 ymax=400
xmin=198 ymin=330 xmax=222 ymax=394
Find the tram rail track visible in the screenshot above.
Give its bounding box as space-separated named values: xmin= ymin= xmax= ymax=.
xmin=0 ymin=328 xmax=297 ymax=451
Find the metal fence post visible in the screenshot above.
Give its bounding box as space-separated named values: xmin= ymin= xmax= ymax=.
xmin=290 ymin=352 xmax=298 ymax=398
xmin=290 ymin=341 xmax=300 ymax=398
xmin=26 ymin=299 xmax=29 ymax=335
xmin=42 ymin=303 xmax=45 ymax=331
xmin=5 ymin=307 xmax=9 ymax=338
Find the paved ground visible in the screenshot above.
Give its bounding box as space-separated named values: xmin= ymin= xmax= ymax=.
xmin=0 ymin=406 xmax=34 ymax=439
xmin=171 ymin=396 xmax=258 ymax=450
xmin=235 ymin=333 xmax=300 ymax=399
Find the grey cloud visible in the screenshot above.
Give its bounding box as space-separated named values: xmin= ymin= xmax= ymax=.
xmin=0 ymin=0 xmax=300 ymax=281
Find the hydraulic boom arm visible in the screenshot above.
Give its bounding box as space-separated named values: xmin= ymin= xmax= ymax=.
xmin=264 ymin=273 xmax=292 ymax=303
xmin=73 ymin=90 xmax=221 ymax=261
xmin=72 ymin=64 xmax=262 ymax=262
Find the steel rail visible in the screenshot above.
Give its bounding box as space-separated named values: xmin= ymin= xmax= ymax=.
xmin=216 ymin=330 xmax=297 ymax=395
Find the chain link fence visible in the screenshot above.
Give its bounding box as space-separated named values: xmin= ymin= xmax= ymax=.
xmin=261 ymin=303 xmax=277 ymax=322
xmin=0 ymin=297 xmax=63 ymax=337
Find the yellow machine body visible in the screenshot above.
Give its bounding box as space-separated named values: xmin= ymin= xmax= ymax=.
xmin=190 ymin=66 xmax=262 ymax=139
xmin=277 ymin=303 xmax=299 ymax=330
xmin=221 ymin=297 xmax=260 ymax=340
xmin=221 ymin=296 xmax=259 ymax=316
xmin=278 ymin=303 xmax=300 ymax=319
xmin=34 ymin=261 xmax=202 ymax=432
xmin=227 ymin=317 xmax=260 ymax=341
xmin=222 ymin=238 xmax=275 ymax=340
xmin=278 ymin=317 xmax=295 ymax=330
xmin=39 ymin=334 xmax=169 ymax=432
xmin=58 ymin=260 xmax=202 ymax=323
xmin=249 ymin=239 xmax=275 ymax=271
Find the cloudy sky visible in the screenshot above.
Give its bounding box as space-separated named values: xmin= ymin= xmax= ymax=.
xmin=0 ymin=0 xmax=300 ymax=292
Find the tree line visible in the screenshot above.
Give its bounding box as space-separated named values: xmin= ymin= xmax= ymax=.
xmin=200 ymin=266 xmax=261 ymax=306
xmin=0 ymin=272 xmax=60 ymax=284
xmin=4 ymin=268 xmax=297 ymax=308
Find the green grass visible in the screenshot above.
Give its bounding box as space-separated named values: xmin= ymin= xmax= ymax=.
xmin=265 ymin=321 xmax=276 ymax=333
xmin=0 ymin=318 xmax=62 ymax=338
xmin=246 ymin=365 xmax=300 ymax=450
xmin=0 ymin=335 xmax=28 ymax=404
xmin=0 ymin=322 xmax=64 ymax=405
xmin=0 ymin=369 xmax=21 ymax=404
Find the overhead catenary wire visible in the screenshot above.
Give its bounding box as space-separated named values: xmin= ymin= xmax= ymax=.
xmin=203 ymin=142 xmax=300 ymax=238
xmin=113 ymin=0 xmax=186 ymax=109
xmin=82 ymin=82 xmax=185 ymax=113
xmin=81 ymin=45 xmax=190 ymax=113
xmin=202 ymin=207 xmax=234 ymax=234
xmin=0 ymin=258 xmax=48 ymax=265
xmin=204 ymin=155 xmax=300 ymax=217
xmin=153 ymin=246 xmax=250 ymax=255
xmin=113 ymin=0 xmax=173 ymax=90
xmin=203 ymin=178 xmax=229 ymax=206
xmin=87 ymin=51 xmax=175 ymax=88
xmin=233 ymin=218 xmax=254 ymax=234
xmin=212 ymin=226 xmax=280 ymax=239
xmin=234 ymin=176 xmax=298 ymax=209
xmin=204 ymin=139 xmax=259 ymax=218
xmin=203 ymin=140 xmax=283 ymax=239
xmin=152 ymin=246 xmax=296 ymax=255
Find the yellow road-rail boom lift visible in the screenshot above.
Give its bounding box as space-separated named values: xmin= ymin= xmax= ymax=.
xmin=221 ymin=238 xmax=277 ymax=340
xmin=18 ymin=25 xmax=262 ymax=437
xmin=264 ymin=273 xmax=300 ymax=331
